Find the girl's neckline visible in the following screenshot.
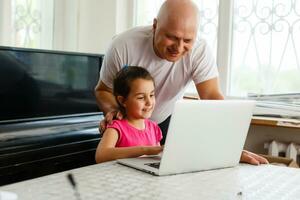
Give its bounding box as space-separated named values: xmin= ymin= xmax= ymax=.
xmin=124 ymin=119 xmax=147 ymax=131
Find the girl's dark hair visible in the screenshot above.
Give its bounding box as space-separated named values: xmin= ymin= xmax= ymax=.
xmin=113 ymin=66 xmax=154 ymax=114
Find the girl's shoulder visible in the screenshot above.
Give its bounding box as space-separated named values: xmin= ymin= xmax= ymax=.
xmin=106 ymin=119 xmax=128 ymax=129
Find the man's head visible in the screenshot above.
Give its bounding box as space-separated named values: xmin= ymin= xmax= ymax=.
xmin=152 ymin=0 xmax=200 ymax=62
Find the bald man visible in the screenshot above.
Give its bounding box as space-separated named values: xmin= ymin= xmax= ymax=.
xmin=95 ymin=0 xmax=268 ymax=165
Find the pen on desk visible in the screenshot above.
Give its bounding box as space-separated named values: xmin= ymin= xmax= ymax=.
xmin=67 ymin=173 xmax=82 ymax=200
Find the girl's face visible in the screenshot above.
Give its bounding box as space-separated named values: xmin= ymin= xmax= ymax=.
xmin=119 ymin=78 xmax=155 ymax=120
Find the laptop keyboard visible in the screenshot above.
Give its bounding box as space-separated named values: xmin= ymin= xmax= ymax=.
xmin=145 ymin=162 xmax=160 ymax=169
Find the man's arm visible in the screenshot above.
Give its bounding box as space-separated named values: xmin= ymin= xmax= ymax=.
xmin=195 ymin=77 xmax=224 ymax=100
xmin=94 ymin=80 xmax=118 ymax=115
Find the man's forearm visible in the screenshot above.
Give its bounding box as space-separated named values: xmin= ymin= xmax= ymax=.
xmin=195 ymin=78 xmax=225 ymax=100
xmin=95 ymin=90 xmax=119 ymax=115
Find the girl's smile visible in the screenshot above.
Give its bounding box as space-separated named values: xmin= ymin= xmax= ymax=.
xmin=119 ymin=78 xmax=155 ymax=122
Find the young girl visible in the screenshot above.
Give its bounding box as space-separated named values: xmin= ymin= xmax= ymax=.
xmin=95 ymin=66 xmax=163 ymax=163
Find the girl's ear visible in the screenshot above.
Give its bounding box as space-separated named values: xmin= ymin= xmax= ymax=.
xmin=117 ymin=96 xmax=126 ymax=107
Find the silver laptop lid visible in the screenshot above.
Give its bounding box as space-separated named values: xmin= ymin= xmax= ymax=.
xmin=158 ymin=100 xmax=255 ymax=175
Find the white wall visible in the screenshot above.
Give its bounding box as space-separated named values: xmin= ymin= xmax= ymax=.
xmin=115 ymin=0 xmax=134 ymax=34
xmin=77 ymin=0 xmax=117 ymax=54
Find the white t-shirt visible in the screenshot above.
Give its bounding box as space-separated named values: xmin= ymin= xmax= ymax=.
xmin=100 ymin=26 xmax=218 ymax=123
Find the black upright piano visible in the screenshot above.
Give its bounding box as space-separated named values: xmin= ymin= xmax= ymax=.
xmin=0 ymin=46 xmax=104 ymax=186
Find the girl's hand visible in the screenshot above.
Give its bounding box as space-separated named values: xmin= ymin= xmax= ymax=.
xmin=145 ymin=146 xmax=164 ymax=155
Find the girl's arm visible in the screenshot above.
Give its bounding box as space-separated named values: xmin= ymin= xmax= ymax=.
xmin=95 ymin=128 xmax=163 ymax=163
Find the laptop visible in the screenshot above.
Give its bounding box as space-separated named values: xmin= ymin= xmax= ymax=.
xmin=117 ymin=100 xmax=255 ymax=176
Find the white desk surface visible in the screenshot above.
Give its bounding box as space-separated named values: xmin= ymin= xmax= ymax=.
xmin=1 ymin=161 xmax=300 ymax=200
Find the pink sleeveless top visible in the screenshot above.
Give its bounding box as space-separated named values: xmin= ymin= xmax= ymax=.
xmin=106 ymin=119 xmax=162 ymax=147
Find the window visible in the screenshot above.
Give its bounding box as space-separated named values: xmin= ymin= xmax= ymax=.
xmin=134 ymin=0 xmax=300 ymax=98
xmin=0 ymin=0 xmax=54 ymax=49
xmin=231 ymin=0 xmax=300 ymax=96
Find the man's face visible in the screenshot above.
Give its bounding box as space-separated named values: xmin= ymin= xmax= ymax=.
xmin=152 ymin=19 xmax=197 ymax=62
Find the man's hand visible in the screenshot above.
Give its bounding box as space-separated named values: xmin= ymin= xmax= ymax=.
xmin=240 ymin=150 xmax=269 ymax=165
xmin=99 ymin=110 xmax=123 ymax=134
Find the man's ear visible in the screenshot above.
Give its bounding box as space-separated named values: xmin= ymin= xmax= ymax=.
xmin=117 ymin=96 xmax=126 ymax=107
xmin=153 ymin=18 xmax=157 ymax=32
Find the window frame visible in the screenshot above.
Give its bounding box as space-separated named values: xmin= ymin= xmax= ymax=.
xmin=216 ymin=0 xmax=233 ymax=97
